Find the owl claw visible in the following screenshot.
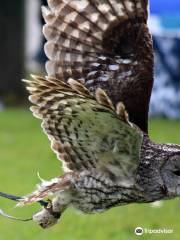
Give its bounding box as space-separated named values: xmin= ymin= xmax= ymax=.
xmin=44 ymin=199 xmax=61 ymax=220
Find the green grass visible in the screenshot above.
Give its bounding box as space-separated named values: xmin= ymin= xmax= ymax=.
xmin=0 ymin=109 xmax=180 ymax=240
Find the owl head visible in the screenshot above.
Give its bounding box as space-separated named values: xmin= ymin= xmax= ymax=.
xmin=160 ymin=147 xmax=180 ymax=198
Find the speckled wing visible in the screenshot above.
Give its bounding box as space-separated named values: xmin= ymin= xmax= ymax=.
xmin=43 ymin=0 xmax=153 ymax=133
xmin=25 ymin=76 xmax=143 ymax=182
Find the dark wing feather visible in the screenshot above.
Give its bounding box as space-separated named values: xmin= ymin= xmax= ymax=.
xmin=24 ymin=75 xmax=142 ymax=183
xmin=43 ymin=0 xmax=153 ymax=133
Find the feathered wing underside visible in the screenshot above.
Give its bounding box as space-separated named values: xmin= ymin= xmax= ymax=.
xmin=25 ymin=75 xmax=142 ymax=183
xmin=43 ymin=0 xmax=153 ymax=132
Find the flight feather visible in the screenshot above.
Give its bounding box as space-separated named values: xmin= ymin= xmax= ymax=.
xmin=42 ymin=0 xmax=153 ymax=132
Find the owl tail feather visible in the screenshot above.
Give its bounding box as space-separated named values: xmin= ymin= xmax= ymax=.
xmin=17 ymin=172 xmax=78 ymax=206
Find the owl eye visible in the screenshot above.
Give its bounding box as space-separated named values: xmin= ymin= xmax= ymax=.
xmin=170 ymin=155 xmax=180 ymax=176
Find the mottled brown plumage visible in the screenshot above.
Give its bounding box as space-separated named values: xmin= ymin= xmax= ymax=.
xmin=43 ymin=0 xmax=153 ymax=133
xmin=22 ymin=75 xmax=142 ymax=201
xmin=18 ymin=0 xmax=180 ymax=229
xmin=1 ymin=0 xmax=180 ymax=229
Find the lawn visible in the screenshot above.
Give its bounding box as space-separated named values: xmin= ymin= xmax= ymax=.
xmin=0 ymin=108 xmax=180 ymax=240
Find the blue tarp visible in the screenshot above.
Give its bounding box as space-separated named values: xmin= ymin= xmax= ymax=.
xmin=148 ymin=1 xmax=180 ymax=118
xmin=150 ymin=1 xmax=180 ymax=29
xmin=150 ymin=36 xmax=180 ymax=118
xmin=150 ymin=0 xmax=180 ymax=14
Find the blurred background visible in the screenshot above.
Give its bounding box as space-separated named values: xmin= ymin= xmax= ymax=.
xmin=0 ymin=0 xmax=180 ymax=240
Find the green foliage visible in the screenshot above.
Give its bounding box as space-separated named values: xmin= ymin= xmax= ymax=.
xmin=0 ymin=109 xmax=179 ymax=240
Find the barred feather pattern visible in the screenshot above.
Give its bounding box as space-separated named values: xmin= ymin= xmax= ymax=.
xmin=16 ymin=0 xmax=180 ymax=216
xmin=43 ymin=0 xmax=153 ymax=132
xmin=24 ymin=75 xmax=142 ymax=184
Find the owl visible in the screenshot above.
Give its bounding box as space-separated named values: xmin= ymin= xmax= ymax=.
xmin=1 ymin=0 xmax=180 ymax=229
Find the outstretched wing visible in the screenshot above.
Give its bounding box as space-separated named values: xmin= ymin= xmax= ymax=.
xmin=25 ymin=75 xmax=142 ymax=183
xmin=43 ymin=0 xmax=153 ymax=133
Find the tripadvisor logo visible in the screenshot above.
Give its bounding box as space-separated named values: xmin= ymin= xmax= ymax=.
xmin=134 ymin=227 xmax=173 ymax=236
xmin=135 ymin=227 xmax=143 ymax=236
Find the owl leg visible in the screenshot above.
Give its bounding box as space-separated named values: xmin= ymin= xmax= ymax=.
xmin=32 ymin=184 xmax=77 ymax=229
xmin=32 ymin=198 xmax=66 ymax=229
xmin=17 ymin=172 xmax=80 ymax=228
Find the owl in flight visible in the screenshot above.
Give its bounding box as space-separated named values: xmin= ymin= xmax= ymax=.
xmin=1 ymin=0 xmax=180 ymax=228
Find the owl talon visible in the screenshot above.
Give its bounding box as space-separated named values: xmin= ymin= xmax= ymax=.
xmin=44 ymin=199 xmax=61 ymax=220
xmin=45 ymin=199 xmax=52 ymax=209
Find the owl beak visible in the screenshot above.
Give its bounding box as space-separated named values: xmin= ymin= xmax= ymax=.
xmin=44 ymin=199 xmax=61 ymax=219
